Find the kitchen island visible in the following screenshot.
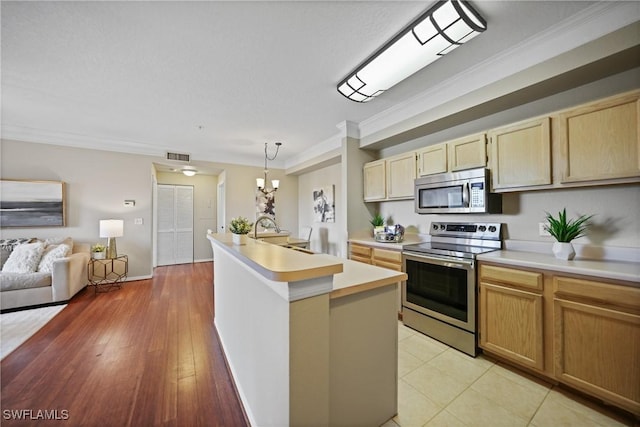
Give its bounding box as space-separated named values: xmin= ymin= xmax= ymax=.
xmin=207 ymin=233 xmax=407 ymax=427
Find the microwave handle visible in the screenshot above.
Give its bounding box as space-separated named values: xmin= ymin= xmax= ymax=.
xmin=462 ymin=182 xmax=470 ymax=207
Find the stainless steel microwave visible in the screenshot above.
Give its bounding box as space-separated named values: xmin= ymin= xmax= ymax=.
xmin=414 ymin=168 xmax=502 ymax=214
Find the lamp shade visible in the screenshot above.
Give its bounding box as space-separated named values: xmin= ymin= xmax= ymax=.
xmin=271 ymin=180 xmax=280 ymax=190
xmin=256 ymin=178 xmax=265 ymax=189
xmin=100 ymin=219 xmax=124 ymax=238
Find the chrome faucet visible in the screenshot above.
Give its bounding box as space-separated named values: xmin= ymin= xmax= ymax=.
xmin=254 ymin=215 xmax=281 ymax=236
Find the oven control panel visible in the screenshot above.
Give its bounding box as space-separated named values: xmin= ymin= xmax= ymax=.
xmin=430 ymin=222 xmax=501 ymax=240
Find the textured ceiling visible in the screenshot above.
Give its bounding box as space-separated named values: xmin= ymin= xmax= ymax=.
xmin=0 ymin=1 xmax=616 ymax=168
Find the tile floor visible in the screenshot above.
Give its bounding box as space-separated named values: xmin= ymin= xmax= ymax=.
xmin=383 ymin=322 xmax=636 ymax=427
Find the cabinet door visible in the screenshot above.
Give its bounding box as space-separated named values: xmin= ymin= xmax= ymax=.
xmin=349 ymin=243 xmax=372 ymax=264
xmin=363 ymin=160 xmax=386 ymax=201
xmin=479 ymin=282 xmax=544 ymax=371
xmin=386 ymin=152 xmax=416 ymax=199
xmin=448 ymin=133 xmax=487 ymax=172
xmin=554 ymin=298 xmax=640 ymax=414
xmin=557 ymin=91 xmax=640 ymax=184
xmin=488 ymin=117 xmax=551 ymax=190
xmin=417 ymin=143 xmax=447 ymax=176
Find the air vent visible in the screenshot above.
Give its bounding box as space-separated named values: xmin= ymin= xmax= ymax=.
xmin=166 ymin=152 xmax=191 ymax=162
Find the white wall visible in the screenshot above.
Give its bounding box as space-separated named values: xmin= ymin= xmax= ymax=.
xmin=1 ymin=139 xmax=155 ymax=278
xmin=1 ymin=139 xmax=300 ymax=278
xmin=297 ymin=163 xmax=342 ymax=256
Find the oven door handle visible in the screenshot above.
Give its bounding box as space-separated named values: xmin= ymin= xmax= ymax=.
xmin=403 ymin=252 xmax=474 ymax=269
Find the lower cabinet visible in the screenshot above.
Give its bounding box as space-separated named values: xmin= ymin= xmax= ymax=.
xmin=553 ymin=276 xmax=640 ymax=415
xmin=349 ymin=242 xmax=403 ymax=314
xmin=479 ymin=264 xmax=546 ymax=372
xmin=479 ymin=262 xmax=640 ymax=416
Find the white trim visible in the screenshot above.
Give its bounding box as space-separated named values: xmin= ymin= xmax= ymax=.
xmin=122 ymin=275 xmax=153 ymax=282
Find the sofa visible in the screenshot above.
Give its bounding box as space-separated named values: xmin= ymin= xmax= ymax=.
xmin=0 ymin=238 xmax=90 ymax=312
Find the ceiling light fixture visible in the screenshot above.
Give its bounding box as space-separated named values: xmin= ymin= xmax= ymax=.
xmin=337 ymin=0 xmax=486 ymax=103
xmin=257 ymin=142 xmax=282 ymax=195
xmin=182 ymin=166 xmax=197 ymax=177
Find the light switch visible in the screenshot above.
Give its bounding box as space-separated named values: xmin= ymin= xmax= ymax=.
xmin=134 ymin=218 xmax=143 ymax=225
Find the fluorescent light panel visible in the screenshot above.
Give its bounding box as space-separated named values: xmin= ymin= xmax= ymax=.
xmin=338 ymin=0 xmax=486 ymax=103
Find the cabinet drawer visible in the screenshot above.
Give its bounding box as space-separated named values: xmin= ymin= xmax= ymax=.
xmin=350 ymin=244 xmax=372 ymax=257
xmin=350 ymin=255 xmax=372 ymax=265
xmin=373 ymin=260 xmax=403 ymax=271
xmin=480 ymin=264 xmax=543 ymax=291
xmin=554 ymin=276 xmax=640 ymax=312
xmin=372 ymin=248 xmax=402 ymax=264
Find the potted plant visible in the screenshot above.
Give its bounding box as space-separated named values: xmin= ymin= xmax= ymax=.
xmin=91 ymin=243 xmax=106 ymax=259
xmin=229 ymin=216 xmax=254 ymax=245
xmin=544 ymin=208 xmax=592 ymax=260
xmin=370 ymin=213 xmax=387 ymax=236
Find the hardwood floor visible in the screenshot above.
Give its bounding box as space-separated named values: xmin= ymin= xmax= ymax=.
xmin=1 ymin=262 xmax=248 ymax=427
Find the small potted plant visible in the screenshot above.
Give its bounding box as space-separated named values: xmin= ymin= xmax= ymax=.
xmin=370 ymin=213 xmax=387 ymax=237
xmin=544 ymin=208 xmax=592 ymax=260
xmin=229 ymin=216 xmax=254 ymax=245
xmin=91 ymin=243 xmax=106 ymax=259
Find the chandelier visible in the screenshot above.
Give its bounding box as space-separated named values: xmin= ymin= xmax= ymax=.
xmin=256 ymin=142 xmax=282 ymax=195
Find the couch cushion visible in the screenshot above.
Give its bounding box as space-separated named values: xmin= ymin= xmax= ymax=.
xmin=0 ymin=238 xmax=35 ymax=269
xmin=0 ymin=271 xmax=52 ymax=291
xmin=38 ymin=243 xmax=72 ymax=273
xmin=2 ymin=241 xmax=45 ymax=274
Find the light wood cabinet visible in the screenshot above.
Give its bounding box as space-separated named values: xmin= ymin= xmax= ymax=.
xmin=363 ymin=160 xmax=386 ymax=201
xmin=556 ymin=91 xmax=640 ymax=184
xmin=417 ymin=133 xmax=486 ymax=177
xmin=349 ymin=243 xmax=403 ymax=313
xmin=488 ymin=117 xmax=551 ymax=190
xmin=363 ymin=152 xmax=416 ymax=201
xmin=479 ymin=264 xmax=545 ymax=371
xmin=553 ymin=276 xmax=640 ymax=415
xmin=417 ymin=143 xmax=447 ymax=176
xmin=448 ymin=133 xmax=487 ymax=172
xmin=386 ymin=152 xmax=416 ymax=199
xmin=349 ymin=243 xmax=372 ymax=264
xmin=479 ymin=261 xmax=640 ymax=416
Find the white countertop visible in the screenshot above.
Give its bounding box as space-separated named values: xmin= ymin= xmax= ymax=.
xmin=331 ymin=259 xmax=407 ymax=299
xmin=477 ymin=250 xmax=640 ymax=285
xmin=208 ymin=233 xmax=407 ymax=296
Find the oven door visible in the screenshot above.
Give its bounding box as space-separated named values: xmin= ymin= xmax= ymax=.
xmin=402 ymin=252 xmax=476 ymax=332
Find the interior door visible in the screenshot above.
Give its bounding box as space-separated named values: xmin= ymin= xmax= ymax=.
xmin=217 ymin=181 xmax=225 ymax=233
xmin=157 ymin=184 xmax=194 ymax=266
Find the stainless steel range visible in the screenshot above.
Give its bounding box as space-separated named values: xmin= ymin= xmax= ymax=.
xmin=402 ymin=222 xmax=503 ymax=356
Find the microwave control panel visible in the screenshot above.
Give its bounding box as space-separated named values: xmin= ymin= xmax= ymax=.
xmin=469 ymin=182 xmax=485 ymax=208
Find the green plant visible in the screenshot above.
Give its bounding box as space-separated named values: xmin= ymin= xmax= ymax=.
xmin=369 ymin=213 xmax=386 ymax=227
xmin=229 ymin=216 xmax=254 ymax=235
xmin=544 ymin=208 xmax=593 ymax=242
xmin=91 ymin=243 xmax=106 ymax=253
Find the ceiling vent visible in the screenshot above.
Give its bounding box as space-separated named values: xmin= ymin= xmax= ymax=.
xmin=166 ymin=151 xmax=191 ymax=162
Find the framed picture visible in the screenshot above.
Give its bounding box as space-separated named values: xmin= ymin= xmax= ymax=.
xmin=0 ymin=180 xmax=66 ymax=227
xmin=313 ymin=185 xmax=335 ymax=223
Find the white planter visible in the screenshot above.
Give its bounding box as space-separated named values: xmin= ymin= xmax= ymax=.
xmin=373 ymin=226 xmax=385 ymax=237
xmin=552 ymin=242 xmax=575 ymax=260
xmin=232 ymin=233 xmax=248 ymax=245
xmin=92 ymin=252 xmax=105 ymax=260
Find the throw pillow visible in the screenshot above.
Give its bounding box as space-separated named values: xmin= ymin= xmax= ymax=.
xmin=0 ymin=238 xmax=36 ymax=269
xmin=38 ymin=243 xmax=72 ymax=273
xmin=43 ymin=237 xmax=74 ymax=251
xmin=2 ymin=241 xmax=45 ymax=274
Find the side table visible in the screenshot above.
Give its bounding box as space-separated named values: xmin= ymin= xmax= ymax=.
xmin=88 ymin=254 xmax=128 ymax=293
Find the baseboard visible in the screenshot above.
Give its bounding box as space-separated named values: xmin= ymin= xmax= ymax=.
xmin=123 ymin=275 xmax=153 ymax=282
xmin=194 ymin=258 xmax=213 ymax=263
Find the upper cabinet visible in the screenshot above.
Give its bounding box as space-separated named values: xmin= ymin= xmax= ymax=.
xmin=387 ymin=152 xmax=417 ymax=199
xmin=417 ymin=133 xmax=486 ymax=177
xmin=364 ymin=152 xmax=416 ymax=202
xmin=488 ymin=117 xmax=552 ymax=191
xmin=363 ymin=159 xmax=386 ymax=202
xmin=556 ymin=91 xmax=640 ymax=185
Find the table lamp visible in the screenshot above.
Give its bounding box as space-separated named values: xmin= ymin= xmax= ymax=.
xmin=100 ymin=219 xmax=124 ymax=259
